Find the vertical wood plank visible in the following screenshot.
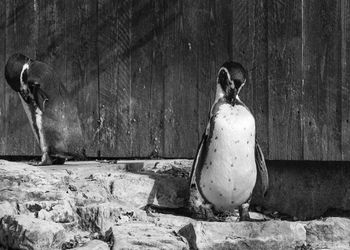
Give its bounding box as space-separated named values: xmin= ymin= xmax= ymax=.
xmin=0 ymin=0 xmax=6 ymax=154
xmin=98 ymin=0 xmax=132 ymax=157
xmin=36 ymin=0 xmax=66 ymax=73
xmin=162 ymin=0 xmax=182 ymax=157
xmin=65 ymin=0 xmax=99 ymax=157
xmin=35 ymin=0 xmax=66 ymax=156
xmin=231 ymin=0 xmax=269 ymax=156
xmin=149 ymin=0 xmax=165 ymax=157
xmin=341 ymin=0 xmax=350 ymax=160
xmin=130 ymin=0 xmax=154 ymax=157
xmin=3 ymin=0 xmax=39 ymax=155
xmin=268 ymin=0 xmax=303 ymax=160
xmin=196 ymin=0 xmax=216 ymax=144
xmin=303 ymin=0 xmax=342 ymax=160
xmin=180 ymin=0 xmax=200 ymax=157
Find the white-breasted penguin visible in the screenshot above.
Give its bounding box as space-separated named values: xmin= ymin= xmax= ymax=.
xmin=5 ymin=53 xmax=86 ymax=165
xmin=187 ymin=61 xmax=268 ymax=221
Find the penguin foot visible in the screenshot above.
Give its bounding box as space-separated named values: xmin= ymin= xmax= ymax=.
xmin=216 ymin=210 xmax=239 ymax=222
xmin=239 ymin=203 xmax=251 ymax=221
xmin=34 ymin=152 xmax=53 ymax=166
xmin=187 ymin=204 xmax=216 ymax=221
xmin=51 ymin=157 xmax=66 ymax=165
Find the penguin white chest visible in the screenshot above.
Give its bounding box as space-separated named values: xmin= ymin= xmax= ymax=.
xmin=199 ymin=103 xmax=257 ymax=211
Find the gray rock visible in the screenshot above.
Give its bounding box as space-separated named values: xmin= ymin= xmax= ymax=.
xmin=110 ymin=222 xmax=189 ymax=249
xmin=0 ymin=201 xmax=18 ymax=218
xmin=76 ymin=202 xmax=147 ymax=233
xmin=73 ymin=240 xmax=109 ymax=250
xmin=0 ymin=214 xmax=66 ymax=250
xmin=104 ymin=172 xmax=188 ymax=208
xmin=179 ymin=220 xmax=306 ymax=250
xmin=306 ymin=217 xmax=350 ymax=249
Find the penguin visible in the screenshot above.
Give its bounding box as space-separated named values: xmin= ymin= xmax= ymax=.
xmin=4 ymin=53 xmax=86 ymax=165
xmin=187 ymin=61 xmax=268 ymax=221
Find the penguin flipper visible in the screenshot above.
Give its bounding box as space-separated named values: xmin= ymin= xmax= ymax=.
xmin=190 ymin=132 xmax=207 ymax=186
xmin=255 ymin=141 xmax=269 ymax=197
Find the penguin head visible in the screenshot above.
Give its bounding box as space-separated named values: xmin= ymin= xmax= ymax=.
xmin=217 ymin=61 xmax=247 ymax=103
xmin=5 ymin=53 xmax=32 ymax=101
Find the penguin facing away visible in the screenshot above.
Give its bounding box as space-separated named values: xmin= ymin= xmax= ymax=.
xmin=187 ymin=61 xmax=268 ymax=221
xmin=5 ymin=53 xmax=86 ymax=165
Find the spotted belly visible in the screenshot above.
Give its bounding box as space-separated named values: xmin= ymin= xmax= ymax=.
xmin=199 ymin=104 xmax=257 ymax=211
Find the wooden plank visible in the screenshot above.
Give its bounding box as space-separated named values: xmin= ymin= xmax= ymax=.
xmin=148 ymin=0 xmax=165 ymax=157
xmin=130 ymin=0 xmax=154 ymax=157
xmin=161 ymin=0 xmax=201 ymax=158
xmin=179 ymin=0 xmax=201 ymax=158
xmin=341 ymin=0 xmax=350 ymax=160
xmin=0 ymin=0 xmax=6 ymax=154
xmin=231 ymin=0 xmax=269 ymax=157
xmin=3 ymin=0 xmax=39 ymax=155
xmin=162 ymin=0 xmax=182 ymax=157
xmin=98 ymin=0 xmax=132 ymax=157
xmin=35 ymin=0 xmax=66 ymax=156
xmin=268 ymin=0 xmax=303 ymax=160
xmin=303 ymin=0 xmax=342 ymax=160
xmin=195 ymin=0 xmax=215 ymax=144
xmin=130 ymin=0 xmax=165 ymax=158
xmin=36 ymin=1 xmax=66 ymax=72
xmin=65 ymin=0 xmax=99 ymax=157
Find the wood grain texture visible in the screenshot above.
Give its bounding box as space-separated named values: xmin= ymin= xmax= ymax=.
xmin=303 ymin=0 xmax=342 ymax=160
xmin=130 ymin=0 xmax=154 ymax=157
xmin=268 ymin=0 xmax=303 ymax=160
xmin=0 ymin=0 xmax=6 ymax=154
xmin=65 ymin=0 xmax=99 ymax=156
xmin=231 ymin=0 xmax=269 ymax=157
xmin=161 ymin=0 xmax=183 ymax=157
xmin=341 ymin=0 xmax=350 ymax=160
xmin=148 ymin=0 xmax=165 ymax=157
xmin=3 ymin=0 xmax=38 ymax=155
xmin=0 ymin=0 xmax=349 ymax=161
xmin=98 ymin=0 xmax=132 ymax=157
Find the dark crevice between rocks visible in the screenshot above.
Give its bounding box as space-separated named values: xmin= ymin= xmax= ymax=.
xmin=109 ymin=181 xmax=114 ymax=195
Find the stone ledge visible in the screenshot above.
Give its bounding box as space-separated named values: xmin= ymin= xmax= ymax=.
xmin=0 ymin=160 xmax=350 ymax=249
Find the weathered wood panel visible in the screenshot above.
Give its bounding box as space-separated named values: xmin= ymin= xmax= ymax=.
xmin=303 ymin=0 xmax=342 ymax=160
xmin=65 ymin=0 xmax=99 ymax=156
xmin=341 ymin=0 xmax=350 ymax=160
xmin=0 ymin=0 xmax=6 ymax=154
xmin=98 ymin=0 xmax=132 ymax=157
xmin=2 ymin=0 xmax=39 ymax=155
xmin=0 ymin=0 xmax=349 ymax=161
xmin=268 ymin=0 xmax=303 ymax=160
xmin=231 ymin=0 xmax=269 ymax=157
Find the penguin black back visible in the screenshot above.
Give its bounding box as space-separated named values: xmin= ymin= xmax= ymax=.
xmin=5 ymin=53 xmax=30 ymax=92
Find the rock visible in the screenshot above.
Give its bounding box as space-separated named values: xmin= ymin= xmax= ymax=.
xmin=104 ymin=172 xmax=188 ymax=208
xmin=0 ymin=214 xmax=66 ymax=250
xmin=305 ymin=217 xmax=350 ymax=249
xmin=76 ymin=202 xmax=147 ymax=233
xmin=37 ymin=199 xmax=75 ymax=223
xmin=110 ymin=222 xmax=189 ymax=249
xmin=148 ymin=212 xmax=195 ymax=230
xmin=179 ymin=220 xmax=306 ymax=250
xmin=0 ymin=201 xmax=18 ymax=218
xmin=73 ymin=240 xmax=109 ymax=250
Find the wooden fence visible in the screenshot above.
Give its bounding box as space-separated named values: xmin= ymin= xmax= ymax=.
xmin=0 ymin=0 xmax=349 ymax=160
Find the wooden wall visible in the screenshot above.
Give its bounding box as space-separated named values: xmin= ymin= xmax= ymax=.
xmin=0 ymin=0 xmax=349 ymax=161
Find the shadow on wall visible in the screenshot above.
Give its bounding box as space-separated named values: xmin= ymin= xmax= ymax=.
xmin=121 ymin=160 xmax=350 ymax=220
xmin=252 ymin=160 xmax=350 ymax=220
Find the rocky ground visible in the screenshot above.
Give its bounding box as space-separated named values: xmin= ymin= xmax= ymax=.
xmin=0 ymin=159 xmax=350 ymax=249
